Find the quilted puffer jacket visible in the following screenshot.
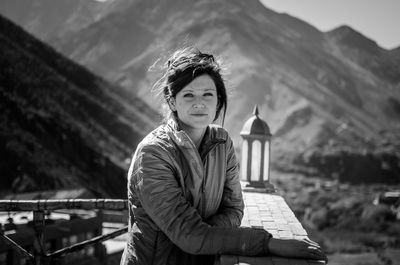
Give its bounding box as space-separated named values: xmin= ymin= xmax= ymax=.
xmin=120 ymin=119 xmax=272 ymax=265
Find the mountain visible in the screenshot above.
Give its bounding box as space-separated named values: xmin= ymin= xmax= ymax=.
xmin=1 ymin=0 xmax=400 ymax=184
xmin=326 ymin=25 xmax=400 ymax=85
xmin=0 ymin=0 xmax=131 ymax=42
xmin=0 ymin=14 xmax=159 ymax=197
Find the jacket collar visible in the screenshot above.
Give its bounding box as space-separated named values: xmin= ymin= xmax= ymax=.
xmin=166 ymin=119 xmax=226 ymax=151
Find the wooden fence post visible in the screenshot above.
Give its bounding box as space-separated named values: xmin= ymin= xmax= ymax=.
xmin=33 ymin=210 xmax=47 ymax=265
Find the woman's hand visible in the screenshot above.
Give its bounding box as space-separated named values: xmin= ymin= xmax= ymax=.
xmin=268 ymin=238 xmax=328 ymax=263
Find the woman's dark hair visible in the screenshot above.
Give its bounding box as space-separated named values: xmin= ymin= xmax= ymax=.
xmin=152 ymin=47 xmax=227 ymax=125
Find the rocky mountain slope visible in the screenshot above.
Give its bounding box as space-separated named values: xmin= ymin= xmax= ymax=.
xmin=0 ymin=0 xmax=129 ymax=41
xmin=0 ymin=15 xmax=158 ymax=197
xmin=1 ymin=0 xmax=399 ymax=184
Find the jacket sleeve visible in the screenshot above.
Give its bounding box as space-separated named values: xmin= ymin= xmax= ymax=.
xmin=205 ymin=136 xmax=244 ymax=228
xmin=131 ymin=143 xmax=271 ymax=256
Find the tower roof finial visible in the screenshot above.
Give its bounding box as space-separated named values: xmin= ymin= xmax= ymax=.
xmin=253 ymin=105 xmax=259 ymax=117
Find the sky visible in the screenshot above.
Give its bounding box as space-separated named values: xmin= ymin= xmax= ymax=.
xmin=260 ymin=0 xmax=400 ymax=50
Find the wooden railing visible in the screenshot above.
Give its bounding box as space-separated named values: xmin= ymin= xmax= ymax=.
xmin=0 ymin=199 xmax=128 ymax=265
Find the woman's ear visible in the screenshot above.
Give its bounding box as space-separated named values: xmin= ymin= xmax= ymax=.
xmin=168 ymin=98 xmax=177 ymax=111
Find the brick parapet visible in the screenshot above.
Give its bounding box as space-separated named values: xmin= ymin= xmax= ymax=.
xmin=220 ymin=191 xmax=326 ymax=265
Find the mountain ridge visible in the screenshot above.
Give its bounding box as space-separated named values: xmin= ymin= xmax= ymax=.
xmin=326 ymin=25 xmax=400 ymax=84
xmin=1 ymin=0 xmax=399 ymax=184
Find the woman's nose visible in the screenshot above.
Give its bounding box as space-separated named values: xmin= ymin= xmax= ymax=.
xmin=193 ymin=103 xmax=205 ymax=109
xmin=192 ymin=97 xmax=206 ymax=108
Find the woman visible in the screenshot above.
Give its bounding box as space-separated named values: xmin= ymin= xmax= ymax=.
xmin=121 ymin=47 xmax=327 ymax=265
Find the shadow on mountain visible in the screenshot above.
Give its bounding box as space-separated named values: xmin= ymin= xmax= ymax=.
xmin=0 ymin=15 xmax=159 ymax=198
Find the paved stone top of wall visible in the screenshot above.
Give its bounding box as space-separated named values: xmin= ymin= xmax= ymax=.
xmin=220 ymin=191 xmax=326 ymax=265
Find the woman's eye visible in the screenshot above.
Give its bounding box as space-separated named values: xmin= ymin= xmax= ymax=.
xmin=204 ymin=93 xmax=214 ymax=97
xmin=183 ymin=93 xmax=194 ymax=98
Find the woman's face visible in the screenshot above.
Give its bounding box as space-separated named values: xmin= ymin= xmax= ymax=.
xmin=171 ymin=75 xmax=218 ymax=131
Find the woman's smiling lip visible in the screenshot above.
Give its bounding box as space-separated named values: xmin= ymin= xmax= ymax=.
xmin=190 ymin=113 xmax=208 ymax=116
